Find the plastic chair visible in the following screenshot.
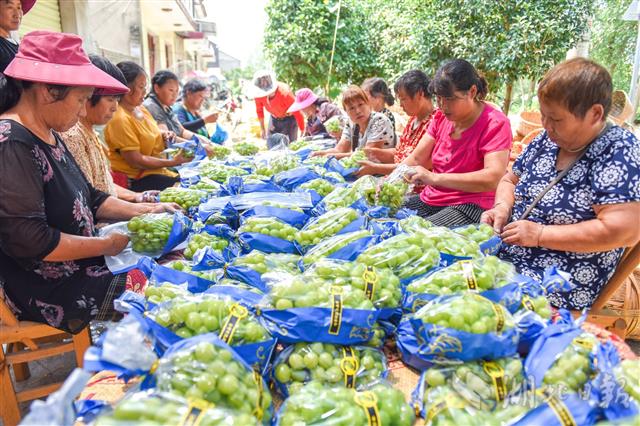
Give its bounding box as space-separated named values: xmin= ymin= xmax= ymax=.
xmin=0 ymin=295 xmax=90 ymax=426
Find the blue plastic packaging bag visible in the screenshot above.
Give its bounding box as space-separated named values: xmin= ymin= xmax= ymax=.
xmin=210 ymin=123 xmax=229 ymax=144
xmin=273 ymin=166 xmax=322 ymax=191
xmin=196 ymin=202 xmax=239 ymax=229
xmin=242 ymin=205 xmax=310 ymax=229
xmin=238 ymin=216 xmax=301 ymax=255
xmin=226 ymin=175 xmax=284 ymax=195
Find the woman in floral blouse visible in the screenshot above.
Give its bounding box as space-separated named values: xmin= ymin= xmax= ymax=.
xmin=357 ymin=70 xmax=434 ymax=178
xmin=0 ymin=32 xmax=177 ymax=333
xmin=483 ymin=58 xmax=640 ymax=310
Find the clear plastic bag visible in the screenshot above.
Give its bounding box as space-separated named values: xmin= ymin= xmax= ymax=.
xmin=233 ymin=141 xmax=260 ymax=156
xmin=230 ymin=251 xmax=301 ymax=275
xmin=338 ymin=149 xmax=367 ymax=169
xmin=299 ymin=177 xmax=335 ymax=197
xmin=144 ymin=281 xmax=190 ymax=305
xmin=127 ymin=213 xmax=175 ymax=254
xmin=615 ymin=359 xmax=640 ymax=404
xmin=422 ymin=226 xmax=483 ymax=259
xmin=406 ymin=256 xmax=516 ymax=296
xmin=361 ymin=171 xmax=412 ymax=211
xmin=187 ymin=176 xmax=225 ymax=194
xmin=356 ymin=230 xmax=441 ymax=280
xmin=538 ymin=332 xmax=599 ymax=393
xmin=296 ymin=207 xmax=361 ymax=246
xmin=239 ymin=217 xmax=298 ymax=242
xmin=398 ymin=215 xmax=434 ymax=233
xmin=272 ymin=343 xmax=387 ymax=396
xmin=158 ymin=187 xmax=207 ymax=211
xmin=275 ymin=380 xmax=415 ymax=426
xmin=166 ymin=259 xmax=220 ymax=282
xmin=305 ymin=259 xmax=402 ymax=311
xmin=254 ymin=153 xmax=300 ymax=177
xmin=200 ymin=191 xmax=314 ymax=212
xmin=322 ymin=185 xmax=360 ymax=210
xmin=148 ymin=293 xmax=271 ymax=345
xmin=154 ymin=336 xmax=272 ymax=419
xmin=301 ymin=229 xmax=372 ymax=267
xmin=92 ymin=390 xmax=261 ymax=426
xmin=184 ymin=232 xmax=230 ymax=260
xmin=199 ymin=161 xmax=249 ymax=182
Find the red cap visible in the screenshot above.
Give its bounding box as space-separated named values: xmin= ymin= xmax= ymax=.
xmin=22 ymin=0 xmax=37 ymax=14
xmin=4 ymin=31 xmax=129 ymax=94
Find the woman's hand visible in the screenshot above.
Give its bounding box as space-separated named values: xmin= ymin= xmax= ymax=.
xmin=500 ymin=220 xmax=544 ymax=247
xmin=329 ymin=130 xmax=342 ymax=141
xmin=134 ymin=190 xmax=160 ymax=203
xmin=170 ymin=150 xmax=190 ymax=166
xmin=161 ymin=130 xmax=176 ymax=143
xmin=356 ymin=160 xmax=379 ymax=177
xmin=311 ymin=150 xmax=330 ymax=157
xmin=409 ymin=166 xmax=437 ymax=187
xmin=363 ymin=147 xmax=383 ymax=162
xmin=480 ymin=203 xmax=512 ymax=233
xmin=204 ymin=112 xmax=219 ymax=124
xmin=102 ymin=232 xmax=130 ymax=256
xmin=143 ymin=202 xmax=182 ymax=214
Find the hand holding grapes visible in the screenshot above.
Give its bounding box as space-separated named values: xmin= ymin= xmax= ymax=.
xmin=409 ymin=165 xmax=437 ymax=186
xmin=480 ymin=202 xmax=512 ymax=233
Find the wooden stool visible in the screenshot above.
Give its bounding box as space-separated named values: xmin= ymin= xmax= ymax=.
xmin=0 ymin=297 xmax=90 ymax=426
xmin=573 ymin=241 xmax=640 ymax=339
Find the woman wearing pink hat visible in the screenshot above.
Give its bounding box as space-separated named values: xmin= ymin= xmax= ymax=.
xmin=0 ymin=0 xmax=36 ymax=72
xmin=0 ymin=31 xmax=178 ymax=333
xmin=287 ymin=88 xmax=345 ymax=139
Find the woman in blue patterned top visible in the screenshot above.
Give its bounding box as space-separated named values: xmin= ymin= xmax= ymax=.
xmin=482 ymin=58 xmax=640 ymax=310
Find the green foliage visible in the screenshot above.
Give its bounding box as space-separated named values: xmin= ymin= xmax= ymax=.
xmin=590 ymin=0 xmax=637 ymax=91
xmin=264 ymin=0 xmax=381 ymax=95
xmin=223 ymin=66 xmax=257 ymax=96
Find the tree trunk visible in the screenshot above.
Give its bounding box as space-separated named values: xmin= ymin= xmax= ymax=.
xmin=502 ymin=82 xmax=513 ymax=116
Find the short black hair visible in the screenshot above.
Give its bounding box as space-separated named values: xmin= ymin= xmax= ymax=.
xmin=116 ymin=61 xmax=146 ymax=86
xmin=151 ymin=70 xmax=179 ymax=92
xmin=430 ymin=59 xmax=488 ymax=100
xmin=183 ymin=78 xmax=208 ymax=95
xmin=394 ymin=70 xmax=432 ymax=99
xmin=88 ymin=54 xmax=127 ymax=106
xmin=362 ymin=77 xmax=394 ymax=106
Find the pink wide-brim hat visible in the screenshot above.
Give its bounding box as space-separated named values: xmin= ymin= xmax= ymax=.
xmin=22 ymin=0 xmax=37 ymax=14
xmin=4 ymin=31 xmax=129 ymax=94
xmin=287 ymin=88 xmax=318 ymax=113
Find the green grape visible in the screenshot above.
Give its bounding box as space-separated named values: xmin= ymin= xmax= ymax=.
xmin=94 ymin=392 xmax=260 ymax=426
xmin=159 ymin=187 xmax=206 ymax=210
xmin=296 ymin=207 xmax=359 ymax=246
xmin=302 ymin=230 xmax=372 ymax=266
xmin=268 ymin=273 xmax=374 ymax=310
xmin=308 ymin=259 xmax=402 ymax=309
xmin=254 ymin=154 xmax=300 ymax=177
xmin=149 ymin=294 xmax=270 ymax=346
xmin=207 ymin=144 xmax=231 ymax=160
xmin=155 ymin=341 xmax=272 ymax=418
xmin=454 ymin=223 xmax=496 ymax=245
xmin=277 ymin=381 xmax=414 ymax=426
xmin=322 ymin=186 xmax=359 ymax=210
xmin=199 ymin=162 xmax=249 ymax=182
xmin=258 ymin=201 xmax=304 ymax=213
xmin=273 ymin=343 xmax=386 ymax=394
xmin=541 ymin=333 xmax=598 ymax=392
xmin=144 ymin=282 xmax=189 ymax=305
xmin=406 ymin=256 xmax=515 ymax=298
xmin=189 ymin=177 xmax=223 ymax=194
xmin=300 ymin=178 xmax=335 ymax=197
xmin=325 ymin=116 xmax=342 ymax=133
xmin=520 ymin=294 xmax=552 ymax=319
xmin=184 ymin=232 xmax=229 ymax=259
xmin=233 ymin=142 xmax=260 ymax=156
xmin=419 ymin=384 xmax=472 ymax=425
xmin=424 ymin=227 xmax=482 ymax=258
xmin=363 ymin=179 xmax=409 ymax=211
xmin=615 ymin=359 xmax=640 ymax=403
xmin=414 ymin=293 xmax=516 ymax=334
xmin=231 ymin=251 xmax=300 ymax=275
xmin=364 ymin=323 xmax=387 ymax=348
xmin=239 ymin=217 xmax=298 ymax=242
xmin=168 ymin=260 xmax=218 ymax=282
xmin=356 ymin=231 xmax=440 ymax=279
xmin=127 ymin=213 xmax=174 ymax=254
xmin=339 ymin=150 xmax=366 ymax=169
xmin=398 ymin=216 xmax=433 ymax=233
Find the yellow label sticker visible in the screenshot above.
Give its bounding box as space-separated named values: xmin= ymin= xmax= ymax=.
xmin=459 ymin=260 xmax=477 ymax=290
xmin=522 ymin=295 xmax=536 ymax=312
xmin=252 ymin=369 xmax=264 ymax=421
xmin=491 ymin=303 xmax=506 ymax=333
xmin=546 ymin=395 xmax=577 ymax=426
xmin=483 ymin=361 xmax=507 ymax=402
xmin=354 ymin=391 xmax=380 ymax=426
xmin=219 ymin=303 xmax=248 ymax=344
xmin=178 ymin=399 xmax=211 ymax=426
xmin=148 ymin=360 xmax=159 ymax=375
xmin=363 ymin=266 xmax=378 ymax=301
xmin=426 ymin=394 xmax=465 ymax=422
xmin=574 ymin=337 xmax=595 ymax=351
xmin=329 ymin=286 xmax=343 ymax=335
xmin=341 ymin=347 xmax=359 ymax=388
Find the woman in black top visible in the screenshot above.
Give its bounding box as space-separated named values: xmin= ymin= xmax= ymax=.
xmin=0 ymin=0 xmax=35 ymax=72
xmin=0 ymin=31 xmax=178 ymax=333
xmin=362 ymin=77 xmax=397 ymax=148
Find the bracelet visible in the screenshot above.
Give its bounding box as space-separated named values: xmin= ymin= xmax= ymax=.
xmin=536 ymin=224 xmax=545 ymax=247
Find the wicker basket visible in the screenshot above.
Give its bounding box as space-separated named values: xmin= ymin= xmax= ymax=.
xmin=603 ymin=267 xmax=640 ymax=340
xmin=510 ymin=128 xmax=543 ymax=161
xmin=609 ymin=90 xmax=634 ymax=126
xmin=517 ymin=111 xmax=542 ymax=137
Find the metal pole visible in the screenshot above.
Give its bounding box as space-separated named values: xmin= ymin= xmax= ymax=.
xmin=631 ymin=21 xmax=640 ymax=115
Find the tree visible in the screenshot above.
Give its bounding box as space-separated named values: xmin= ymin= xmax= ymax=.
xmin=264 ymin=0 xmax=381 ymax=96
xmin=590 ymin=0 xmax=637 ymax=92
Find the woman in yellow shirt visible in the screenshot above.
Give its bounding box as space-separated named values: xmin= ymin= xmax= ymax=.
xmin=105 ymin=61 xmax=189 ymax=192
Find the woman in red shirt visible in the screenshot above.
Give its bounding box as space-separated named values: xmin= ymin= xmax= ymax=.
xmin=402 ymin=59 xmax=512 ymax=227
xmin=357 ymin=70 xmax=434 ymax=177
xmin=250 ymin=70 xmax=304 ymax=143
